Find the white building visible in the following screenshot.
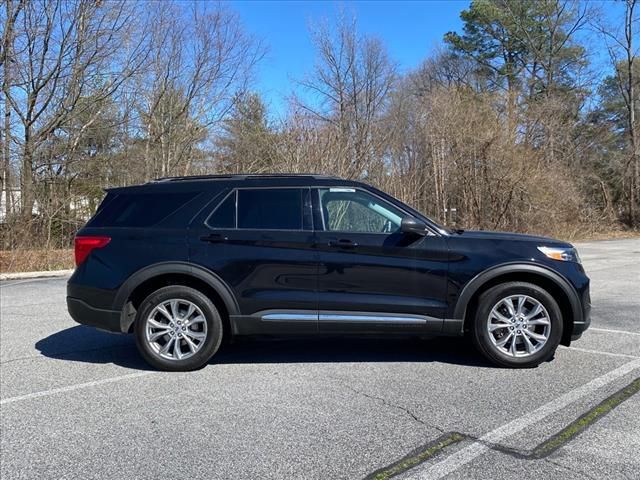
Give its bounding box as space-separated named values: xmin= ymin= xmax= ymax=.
xmin=0 ymin=189 xmax=38 ymax=223
xmin=1 ymin=188 xmax=93 ymax=224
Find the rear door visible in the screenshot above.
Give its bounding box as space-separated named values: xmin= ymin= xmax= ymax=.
xmin=313 ymin=187 xmax=449 ymax=334
xmin=189 ymin=187 xmax=318 ymax=334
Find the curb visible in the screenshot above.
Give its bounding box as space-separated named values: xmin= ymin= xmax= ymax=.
xmin=0 ymin=269 xmax=74 ymax=281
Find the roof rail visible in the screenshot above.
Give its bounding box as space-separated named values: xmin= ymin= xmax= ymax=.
xmin=151 ymin=173 xmax=339 ymax=183
xmin=152 ymin=175 xmax=235 ymax=182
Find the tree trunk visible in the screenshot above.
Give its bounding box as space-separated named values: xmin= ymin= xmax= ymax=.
xmin=626 ymin=0 xmax=638 ymax=225
xmin=2 ymin=0 xmax=14 ymax=220
xmin=21 ymin=132 xmax=35 ymax=221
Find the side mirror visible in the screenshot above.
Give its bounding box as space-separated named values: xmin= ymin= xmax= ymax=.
xmin=400 ymin=216 xmax=428 ymax=236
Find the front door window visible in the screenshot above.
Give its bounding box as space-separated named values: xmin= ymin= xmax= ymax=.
xmin=318 ymin=188 xmax=403 ymax=234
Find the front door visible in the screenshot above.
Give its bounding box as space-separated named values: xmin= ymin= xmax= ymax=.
xmin=313 ymin=187 xmax=449 ymax=334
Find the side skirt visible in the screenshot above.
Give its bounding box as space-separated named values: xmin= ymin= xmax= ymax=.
xmin=230 ymin=310 xmax=461 ymax=336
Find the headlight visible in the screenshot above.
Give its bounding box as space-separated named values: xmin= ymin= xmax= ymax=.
xmin=537 ymin=246 xmax=581 ymax=263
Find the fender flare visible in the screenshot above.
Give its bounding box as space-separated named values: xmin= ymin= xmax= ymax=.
xmin=113 ymin=262 xmax=240 ymax=331
xmin=452 ymin=262 xmax=583 ymax=331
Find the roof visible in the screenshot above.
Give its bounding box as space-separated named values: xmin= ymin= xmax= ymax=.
xmin=151 ymin=173 xmax=339 ymax=183
xmin=106 ymin=173 xmax=359 ymax=193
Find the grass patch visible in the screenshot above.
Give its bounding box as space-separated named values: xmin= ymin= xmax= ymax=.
xmin=363 ymin=378 xmax=640 ymax=479
xmin=532 ymin=377 xmax=640 ymax=458
xmin=366 ymin=433 xmax=465 ymax=480
xmin=0 ymin=249 xmax=74 ymax=273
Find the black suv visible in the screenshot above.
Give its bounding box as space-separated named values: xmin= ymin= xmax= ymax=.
xmin=67 ymin=174 xmax=590 ymax=370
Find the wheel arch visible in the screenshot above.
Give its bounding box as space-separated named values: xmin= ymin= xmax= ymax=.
xmin=455 ymin=263 xmax=582 ymax=346
xmin=114 ymin=262 xmax=239 ymax=334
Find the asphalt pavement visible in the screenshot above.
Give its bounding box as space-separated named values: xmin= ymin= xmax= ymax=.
xmin=1 ymin=239 xmax=638 ymax=480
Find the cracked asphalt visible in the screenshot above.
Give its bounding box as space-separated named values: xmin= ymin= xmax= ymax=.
xmin=1 ymin=238 xmax=639 ymax=480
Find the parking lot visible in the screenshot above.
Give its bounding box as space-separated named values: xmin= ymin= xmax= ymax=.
xmin=1 ymin=238 xmax=638 ymax=480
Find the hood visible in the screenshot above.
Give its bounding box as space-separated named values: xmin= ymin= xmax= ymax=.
xmin=452 ymin=230 xmax=572 ymax=247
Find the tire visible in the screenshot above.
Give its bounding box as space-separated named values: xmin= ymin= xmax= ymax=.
xmin=134 ymin=285 xmax=223 ymax=371
xmin=471 ymin=282 xmax=563 ymax=368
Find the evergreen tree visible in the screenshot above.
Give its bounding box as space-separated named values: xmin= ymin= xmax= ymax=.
xmin=217 ymin=93 xmax=277 ymax=173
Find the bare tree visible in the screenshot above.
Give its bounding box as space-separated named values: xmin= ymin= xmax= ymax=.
xmin=1 ymin=0 xmax=25 ymax=220
xmin=136 ymin=1 xmax=263 ymax=180
xmin=296 ymin=14 xmax=396 ymax=179
xmin=1 ymin=0 xmax=638 ymax=268
xmin=3 ymin=0 xmax=149 ymax=222
xmin=594 ymin=0 xmax=639 ymax=224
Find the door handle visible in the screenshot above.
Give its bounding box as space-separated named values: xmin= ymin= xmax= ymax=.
xmin=328 ymin=239 xmax=358 ymax=249
xmin=200 ymin=233 xmax=228 ymax=243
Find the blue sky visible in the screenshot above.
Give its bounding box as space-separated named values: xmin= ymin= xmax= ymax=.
xmin=228 ymin=1 xmax=467 ymax=117
xmin=227 ymin=0 xmax=625 ymax=117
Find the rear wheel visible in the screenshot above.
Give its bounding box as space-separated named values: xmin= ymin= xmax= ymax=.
xmin=471 ymin=282 xmax=563 ymax=368
xmin=134 ymin=285 xmax=223 ymax=371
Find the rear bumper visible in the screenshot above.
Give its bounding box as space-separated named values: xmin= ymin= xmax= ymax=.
xmin=66 ymin=281 xmax=124 ymax=333
xmin=66 ymin=297 xmax=123 ymax=333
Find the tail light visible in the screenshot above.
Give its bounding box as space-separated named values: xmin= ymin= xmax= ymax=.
xmin=74 ymin=236 xmax=111 ymax=266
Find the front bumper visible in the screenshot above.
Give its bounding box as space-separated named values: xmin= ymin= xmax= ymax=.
xmin=571 ymin=288 xmax=591 ymax=341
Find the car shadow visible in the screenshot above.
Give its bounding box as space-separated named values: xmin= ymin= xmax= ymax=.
xmin=35 ymin=326 xmax=153 ymax=371
xmin=36 ymin=326 xmax=492 ymax=370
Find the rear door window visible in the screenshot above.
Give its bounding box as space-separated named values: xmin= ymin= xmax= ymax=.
xmin=207 ymin=191 xmax=236 ymax=229
xmin=237 ymin=189 xmax=305 ymax=230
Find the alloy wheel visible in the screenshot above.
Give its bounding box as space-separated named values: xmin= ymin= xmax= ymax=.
xmin=486 ymin=295 xmax=551 ymax=358
xmin=144 ymin=299 xmax=208 ymax=361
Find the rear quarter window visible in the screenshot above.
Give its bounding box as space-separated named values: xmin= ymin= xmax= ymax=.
xmin=88 ymin=192 xmax=197 ymax=228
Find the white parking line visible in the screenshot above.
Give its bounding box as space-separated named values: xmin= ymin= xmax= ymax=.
xmin=566 ymin=346 xmax=640 ymax=359
xmin=406 ymin=358 xmax=640 ymax=480
xmin=590 ymin=327 xmax=640 ymax=336
xmin=0 ymin=371 xmax=154 ymax=406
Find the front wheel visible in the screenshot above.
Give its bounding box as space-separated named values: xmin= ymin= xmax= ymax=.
xmin=471 ymin=282 xmax=563 ymax=368
xmin=134 ymin=285 xmax=223 ymax=371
